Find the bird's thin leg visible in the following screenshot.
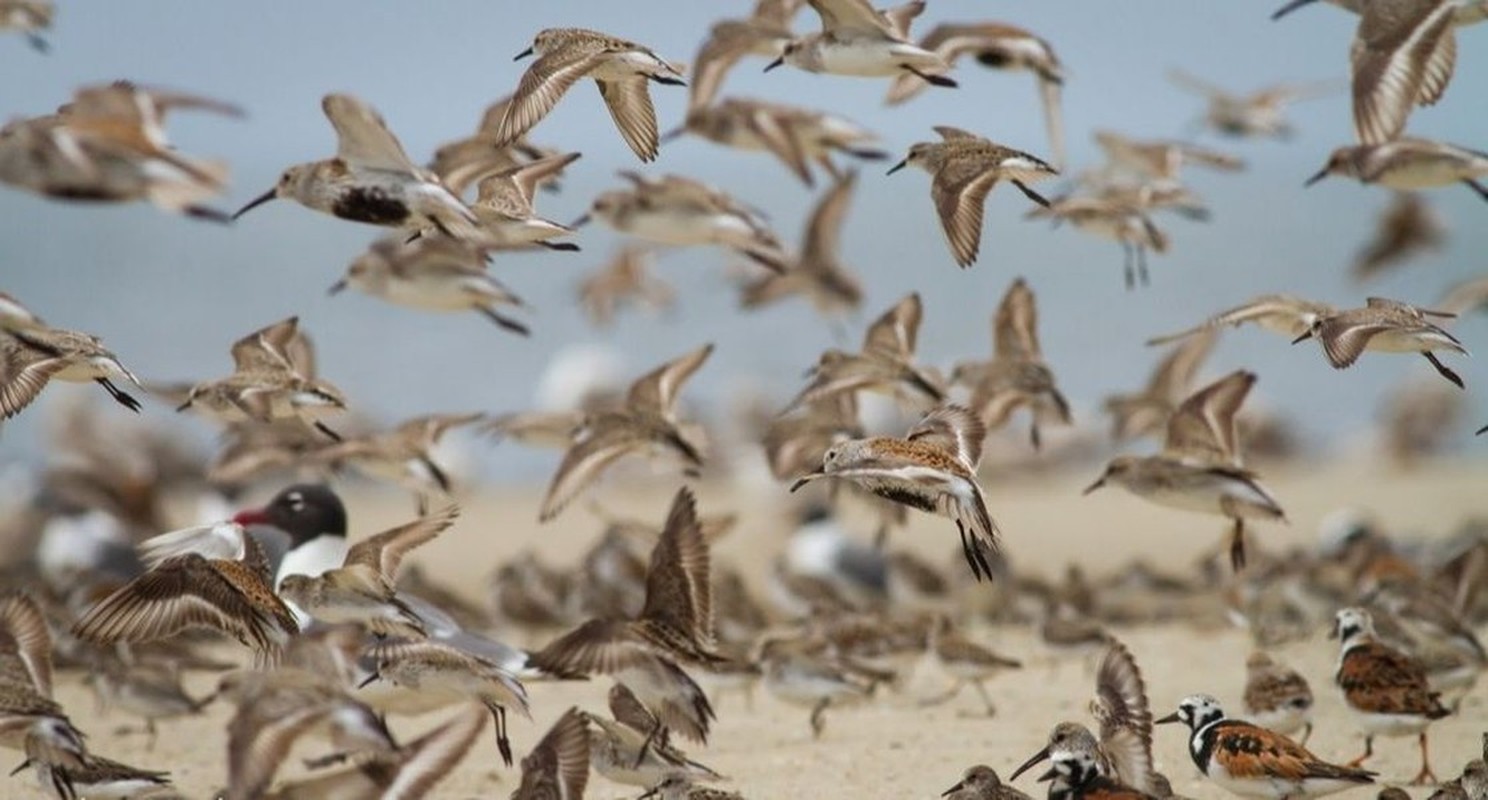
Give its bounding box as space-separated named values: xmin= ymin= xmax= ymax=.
xmin=1122 ymin=243 xmax=1135 ymax=290
xmin=809 ymin=698 xmax=830 ymax=739
xmin=1409 ymin=732 xmax=1437 ymax=785
xmin=1348 ymin=735 xmax=1374 ymax=767
xmin=1137 ymin=245 xmax=1150 ymax=286
xmin=903 ymin=65 xmax=956 ymax=88
xmin=488 ymin=702 xmax=513 ymax=767
xmin=971 ymin=680 xmax=997 ymax=717
xmin=1299 ymin=721 xmax=1313 ymax=747
xmin=1229 ymin=519 xmax=1247 ymax=573
xmin=1423 ymin=352 xmax=1464 ymax=389
xmin=1011 ymin=179 xmax=1052 ymax=207
xmin=96 ymin=378 xmax=142 ymax=412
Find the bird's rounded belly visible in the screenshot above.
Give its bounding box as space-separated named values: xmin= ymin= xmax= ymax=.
xmin=625 ymin=211 xmax=719 ymax=244
xmin=332 ymin=186 xmax=411 ymax=225
xmin=819 ymin=41 xmax=911 ymax=75
xmin=1376 ymin=161 xmax=1470 ymax=189
xmin=383 ymin=279 xmax=477 ymax=311
xmin=1353 ymin=710 xmax=1431 ymax=736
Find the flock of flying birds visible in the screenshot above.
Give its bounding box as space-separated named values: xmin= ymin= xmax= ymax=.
xmin=0 ymin=0 xmax=1486 ymax=798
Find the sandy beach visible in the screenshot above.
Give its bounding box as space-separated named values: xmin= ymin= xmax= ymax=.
xmin=17 ymin=457 xmax=1487 ymax=800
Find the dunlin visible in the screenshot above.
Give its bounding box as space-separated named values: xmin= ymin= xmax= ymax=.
xmin=1103 ymin=331 xmax=1215 ymax=442
xmin=756 ymin=636 xmax=875 ymax=739
xmin=278 ymin=503 xmax=460 ymax=637
xmin=175 ymin=317 xmax=348 ymax=441
xmin=586 ymin=709 xmax=724 ymax=788
xmin=1243 ymin=651 xmax=1315 ymax=745
xmin=1292 ymin=297 xmax=1468 ymax=388
xmin=1146 ymin=294 xmax=1338 ymax=347
xmin=668 ymin=97 xmax=887 ymax=187
xmin=886 ymin=22 xmax=1064 ymax=165
xmin=1094 ymin=130 xmax=1244 ymax=183
xmin=530 ymin=488 xmax=722 ymax=744
xmin=790 ymin=404 xmax=1002 ymax=581
xmin=1086 ymin=370 xmax=1285 ymax=572
xmin=494 ymin=28 xmax=686 ymax=162
xmin=0 ymin=1 xmax=51 ymax=51
xmin=72 ymin=532 xmax=299 ymax=662
xmin=951 ymin=277 xmax=1071 ymax=449
xmin=740 ymin=170 xmax=864 ymax=316
xmin=1332 ymin=607 xmax=1451 ymax=784
xmin=889 ymin=126 xmax=1057 ymax=268
xmin=579 ymin=171 xmax=788 ymax=272
xmin=330 ymin=236 xmax=529 ymax=334
xmin=1 ymin=323 xmax=142 ymax=421
xmin=361 ymin=638 xmax=531 ymax=766
xmin=1306 ymin=138 xmax=1488 ymax=200
xmin=263 ymin=704 xmax=485 ymax=800
xmin=26 ymin=753 xmax=172 ymax=800
xmin=766 ymin=0 xmax=956 ymax=87
xmin=1351 ymin=192 xmax=1445 ymax=282
xmin=512 ymin=706 xmax=591 ymax=800
xmin=1025 ymin=195 xmax=1169 ymax=288
xmin=1437 ymin=274 xmax=1488 ymax=315
xmin=88 ymin=657 xmax=207 ymax=744
xmin=1158 ymin=693 xmax=1375 ymax=798
xmin=577 ymin=245 xmax=676 ymax=327
xmin=234 ymin=94 xmax=481 ymax=240
xmin=688 ymin=10 xmax=796 ymax=109
xmin=786 ymin=292 xmax=943 ymax=410
xmin=0 ymin=683 xmax=88 ymax=776
xmin=943 ymin=765 xmax=1034 ymax=800
xmin=1169 ymin=69 xmax=1339 ymax=139
xmin=465 ymin=151 xmax=582 ymax=250
xmin=538 ymin=344 xmax=712 ymax=521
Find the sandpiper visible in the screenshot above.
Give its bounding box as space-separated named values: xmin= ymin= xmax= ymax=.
xmin=538 ymin=344 xmax=712 ymax=521
xmin=688 ymin=10 xmax=796 ymax=109
xmin=1351 ymin=192 xmax=1445 ymax=282
xmin=464 ymin=151 xmax=583 ymax=250
xmin=889 ymin=126 xmax=1057 ymax=268
xmin=887 ymin=22 xmax=1064 ymax=165
xmin=740 ymin=170 xmax=864 ymax=316
xmin=766 ymin=0 xmax=956 ymax=88
xmin=175 ymin=316 xmax=348 ymax=440
xmin=87 ymin=656 xmax=208 ymax=744
xmin=951 ymin=277 xmax=1071 ymax=449
xmin=0 ymin=308 xmax=142 ymax=419
xmin=0 ymin=1 xmax=52 ymax=51
xmin=511 ymin=707 xmax=591 ymax=800
xmin=309 ymin=412 xmax=485 ymax=500
xmin=234 ymin=93 xmax=481 ymax=240
xmin=1243 ymin=650 xmax=1316 ymax=745
xmin=1146 ymin=294 xmax=1338 ymax=347
xmin=920 ymin=614 xmax=1021 ymax=715
xmin=791 ymin=404 xmax=1002 ymax=581
xmin=278 ymin=503 xmax=459 ymax=637
xmin=361 ymin=638 xmax=530 ymax=765
xmin=1094 ymin=130 xmax=1244 ymax=183
xmin=1332 ymin=607 xmax=1451 ymax=785
xmin=1169 ymin=68 xmax=1339 ymax=139
xmin=1306 ymin=138 xmax=1488 ymax=201
xmin=494 ymin=28 xmax=686 ymax=162
xmin=1158 ymin=693 xmax=1375 ymax=798
xmin=429 ymin=93 xmax=570 ymax=197
xmin=530 ymin=488 xmax=722 ymax=744
xmin=1086 ymin=370 xmax=1285 ymax=572
xmin=330 ymin=236 xmax=529 ymax=334
xmin=1104 ymin=330 xmax=1215 ymax=441
xmin=756 ymin=636 xmax=876 ymax=739
xmin=584 ymin=705 xmax=725 ymax=789
xmin=1292 ymin=297 xmax=1468 ymax=388
xmin=577 ymin=246 xmax=676 ymax=327
xmin=668 ymin=97 xmax=887 ymax=187
xmin=786 ymin=292 xmax=943 ymax=410
xmin=1025 ymin=195 xmax=1169 ymax=289
xmin=579 ymin=171 xmax=789 ymax=272
xmin=26 ymin=753 xmax=172 ymax=800
xmin=944 ymin=765 xmax=1034 ymax=800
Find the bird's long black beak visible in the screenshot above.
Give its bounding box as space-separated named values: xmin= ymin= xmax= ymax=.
xmin=886 ymin=159 xmax=908 ymax=175
xmin=1327 ymin=618 xmax=1340 ymax=639
xmin=1154 ymin=711 xmax=1182 ymax=725
xmin=514 ymin=46 xmax=534 ymax=61
xmin=327 ymin=279 xmax=348 ymax=296
xmin=569 ymin=213 xmax=592 ymax=229
xmin=356 ymin=671 xmax=381 ymax=689
xmin=1082 ymin=474 xmax=1106 ymax=495
xmin=788 ymin=472 xmax=823 ymax=493
xmin=941 ymin=779 xmax=966 ymax=797
xmin=659 ymin=126 xmax=686 ymax=144
xmin=1303 ymin=167 xmax=1329 ymax=187
xmin=1291 ymin=330 xmax=1313 ymax=344
xmin=1271 ymin=0 xmax=1319 ymax=20
xmin=1009 ymin=745 xmax=1050 ymax=782
xmin=232 ymin=188 xmax=278 ymax=220
xmin=763 ymin=57 xmax=785 ymax=73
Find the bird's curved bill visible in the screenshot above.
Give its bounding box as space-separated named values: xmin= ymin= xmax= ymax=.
xmin=327 ymin=279 xmax=348 ymax=296
xmin=1008 ymin=745 xmax=1051 ymax=782
xmin=886 ymin=160 xmax=908 ymax=175
xmin=788 ymin=472 xmax=824 ymax=493
xmin=1303 ymin=168 xmax=1328 ymax=187
xmin=763 ymin=57 xmax=785 ymax=73
xmin=1270 ymin=0 xmax=1318 ymax=20
xmin=1081 ymin=475 xmax=1106 ymax=495
xmin=941 ymin=780 xmax=965 ymax=797
xmin=659 ymin=126 xmax=685 ymax=144
xmin=1154 ymin=711 xmax=1182 ymax=725
xmin=513 ymin=47 xmax=534 ymax=61
xmin=1290 ymin=330 xmax=1313 ymax=344
xmin=233 ymin=188 xmax=278 ymax=219
xmin=356 ymin=671 xmax=381 ymax=689
xmin=569 ymin=213 xmax=592 ymax=229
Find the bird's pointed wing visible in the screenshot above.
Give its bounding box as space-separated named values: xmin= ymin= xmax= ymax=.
xmin=322 ymin=93 xmax=419 ymax=173
xmin=1163 ymin=370 xmax=1255 ymax=466
xmin=597 ymin=77 xmax=661 ymax=162
xmin=862 ymin=292 xmax=922 ymax=360
xmin=639 ymin=488 xmax=714 ymax=651
xmin=344 ymin=504 xmax=459 ymax=581
xmin=626 ymin=343 xmax=714 ymax=417
xmin=993 ymin=277 xmax=1040 ymax=360
xmin=494 ymin=49 xmax=605 ymax=147
xmin=906 ymin=404 xmax=986 ymax=468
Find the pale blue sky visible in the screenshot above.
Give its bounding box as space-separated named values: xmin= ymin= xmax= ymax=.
xmin=1 ymin=1 xmax=1485 ymax=475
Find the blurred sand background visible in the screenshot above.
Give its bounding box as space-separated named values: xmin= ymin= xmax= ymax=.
xmin=17 ymin=458 xmax=1488 ymax=799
